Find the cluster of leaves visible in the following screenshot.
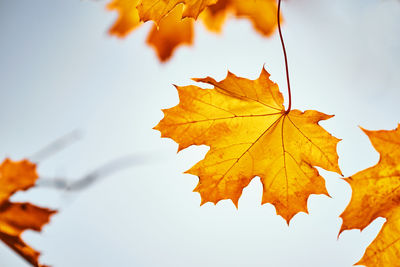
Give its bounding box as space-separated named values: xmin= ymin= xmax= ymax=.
xmin=2 ymin=1 xmax=398 ymax=267
xmin=0 ymin=159 xmax=55 ymax=267
xmin=155 ymin=67 xmax=400 ymax=266
xmin=107 ymin=0 xmax=278 ymax=61
xmin=108 ymin=2 xmax=399 ymax=266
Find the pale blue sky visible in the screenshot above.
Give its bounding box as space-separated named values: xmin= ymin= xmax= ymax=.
xmin=0 ymin=0 xmax=399 ymax=266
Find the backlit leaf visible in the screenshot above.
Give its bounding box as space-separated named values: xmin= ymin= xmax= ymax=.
xmin=155 ymin=67 xmax=342 ymax=223
xmin=137 ymin=0 xmax=217 ymax=23
xmin=340 ymin=125 xmax=400 ymax=266
xmin=146 ymin=4 xmax=194 ymax=62
xmin=0 ymin=159 xmax=56 ymax=267
xmin=201 ymin=0 xmax=278 ymax=36
xmin=107 ymin=0 xmax=141 ymax=37
xmin=107 ymin=0 xmax=279 ymax=62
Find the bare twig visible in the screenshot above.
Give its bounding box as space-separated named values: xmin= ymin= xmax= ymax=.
xmin=37 ymin=153 xmax=151 ymax=191
xmin=30 ymin=130 xmax=82 ymax=162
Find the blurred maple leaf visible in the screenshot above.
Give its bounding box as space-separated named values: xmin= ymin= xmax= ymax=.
xmin=137 ymin=0 xmax=217 ymax=23
xmin=154 ymin=67 xmax=342 ymax=223
xmin=146 ymin=4 xmax=194 ymax=62
xmin=201 ymin=0 xmax=278 ymax=36
xmin=340 ymin=125 xmax=400 ymax=266
xmin=107 ymin=0 xmax=278 ymax=62
xmin=107 ymin=0 xmax=141 ymax=37
xmin=0 ymin=159 xmax=56 ymax=267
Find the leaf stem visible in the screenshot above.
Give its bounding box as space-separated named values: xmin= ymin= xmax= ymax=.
xmin=277 ymin=0 xmax=292 ymax=113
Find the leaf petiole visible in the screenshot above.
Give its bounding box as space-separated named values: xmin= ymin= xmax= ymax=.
xmin=277 ymin=0 xmax=292 ymax=113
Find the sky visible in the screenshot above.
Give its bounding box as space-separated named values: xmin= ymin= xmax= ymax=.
xmin=0 ymin=0 xmax=399 ymax=266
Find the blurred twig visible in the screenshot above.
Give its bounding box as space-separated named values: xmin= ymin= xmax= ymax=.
xmin=30 ymin=130 xmax=82 ymax=162
xmin=37 ymin=153 xmax=150 ymax=191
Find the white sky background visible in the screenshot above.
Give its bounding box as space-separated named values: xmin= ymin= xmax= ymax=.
xmin=0 ymin=0 xmax=399 ymax=266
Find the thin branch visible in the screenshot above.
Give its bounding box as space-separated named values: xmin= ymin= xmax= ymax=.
xmin=37 ymin=153 xmax=151 ymax=191
xmin=29 ymin=130 xmax=82 ymax=162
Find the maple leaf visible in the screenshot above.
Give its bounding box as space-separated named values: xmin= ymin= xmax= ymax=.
xmin=0 ymin=158 xmax=56 ymax=267
xmin=340 ymin=125 xmax=400 ymax=266
xmin=106 ymin=0 xmax=279 ymax=62
xmin=155 ymin=67 xmax=342 ymax=223
xmin=146 ymin=4 xmax=194 ymax=62
xmin=137 ymin=0 xmax=218 ymax=23
xmin=107 ymin=0 xmax=141 ymax=37
xmin=201 ymin=0 xmax=278 ymax=36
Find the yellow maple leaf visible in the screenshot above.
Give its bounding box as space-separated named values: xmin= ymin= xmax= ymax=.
xmin=155 ymin=67 xmax=342 ymax=223
xmin=107 ymin=0 xmax=141 ymax=37
xmin=107 ymin=0 xmax=279 ymax=62
xmin=146 ymin=4 xmax=194 ymax=62
xmin=0 ymin=159 xmax=56 ymax=267
xmin=137 ymin=0 xmax=217 ymax=23
xmin=201 ymin=0 xmax=278 ymax=36
xmin=340 ymin=125 xmax=400 ymax=266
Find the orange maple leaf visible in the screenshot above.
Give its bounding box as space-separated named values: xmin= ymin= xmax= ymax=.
xmin=155 ymin=67 xmax=342 ymax=223
xmin=146 ymin=4 xmax=194 ymax=62
xmin=201 ymin=0 xmax=278 ymax=36
xmin=137 ymin=0 xmax=218 ymax=23
xmin=0 ymin=159 xmax=56 ymax=267
xmin=107 ymin=0 xmax=141 ymax=37
xmin=107 ymin=0 xmax=278 ymax=62
xmin=340 ymin=125 xmax=400 ymax=266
